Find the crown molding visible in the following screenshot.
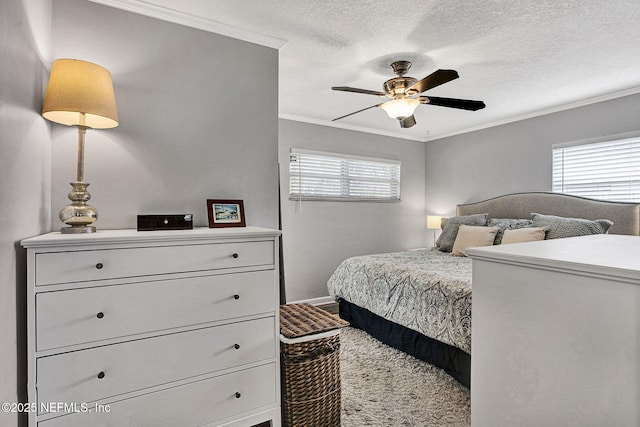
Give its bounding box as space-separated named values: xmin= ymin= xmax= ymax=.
xmin=421 ymin=85 xmax=640 ymax=142
xmin=89 ymin=0 xmax=287 ymax=49
xmin=286 ymin=85 xmax=640 ymax=143
xmin=279 ymin=114 xmax=430 ymax=142
xmin=90 ymin=1 xmax=640 ymax=143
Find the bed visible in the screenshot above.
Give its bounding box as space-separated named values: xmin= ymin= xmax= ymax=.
xmin=327 ymin=192 xmax=640 ymax=387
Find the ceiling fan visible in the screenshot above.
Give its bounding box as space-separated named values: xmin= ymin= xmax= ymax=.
xmin=332 ymin=60 xmax=486 ymax=128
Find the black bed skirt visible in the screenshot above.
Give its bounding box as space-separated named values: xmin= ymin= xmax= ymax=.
xmin=338 ymin=299 xmax=471 ymax=388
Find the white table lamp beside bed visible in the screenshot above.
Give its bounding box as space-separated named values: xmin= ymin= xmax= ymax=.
xmin=426 ymin=215 xmax=443 ymax=248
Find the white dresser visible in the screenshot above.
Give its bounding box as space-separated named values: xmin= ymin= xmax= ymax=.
xmin=467 ymin=235 xmax=640 ymax=427
xmin=21 ymin=227 xmax=282 ymax=427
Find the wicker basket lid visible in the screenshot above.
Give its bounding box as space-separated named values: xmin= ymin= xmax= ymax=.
xmin=280 ymin=303 xmax=349 ymax=339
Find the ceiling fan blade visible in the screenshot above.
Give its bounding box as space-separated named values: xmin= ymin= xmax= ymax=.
xmin=408 ymin=69 xmax=459 ymax=94
xmin=421 ymin=96 xmax=486 ymax=111
xmin=332 ymin=86 xmax=387 ymax=97
xmin=332 ymin=103 xmax=383 ymax=121
xmin=399 ymin=115 xmax=416 ymax=128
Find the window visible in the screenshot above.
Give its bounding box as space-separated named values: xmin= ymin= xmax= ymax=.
xmin=289 ymin=148 xmax=401 ymax=201
xmin=552 ymin=135 xmax=640 ymax=202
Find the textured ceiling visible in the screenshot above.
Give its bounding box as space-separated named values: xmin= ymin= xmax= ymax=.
xmin=94 ymin=0 xmax=640 ymax=141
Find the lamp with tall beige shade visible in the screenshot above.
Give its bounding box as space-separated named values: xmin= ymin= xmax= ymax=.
xmin=42 ymin=59 xmax=119 ymax=233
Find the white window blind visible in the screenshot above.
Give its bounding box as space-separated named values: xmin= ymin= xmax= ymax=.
xmin=289 ymin=148 xmax=401 ymax=201
xmin=552 ymin=136 xmax=640 ymax=202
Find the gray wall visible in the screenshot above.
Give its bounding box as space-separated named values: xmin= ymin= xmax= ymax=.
xmin=50 ymin=0 xmax=279 ymax=230
xmin=279 ymin=119 xmax=427 ymax=302
xmin=426 ymin=93 xmax=640 ymax=216
xmin=0 ymin=0 xmax=52 ymax=425
xmin=0 ymin=1 xmax=279 ymax=425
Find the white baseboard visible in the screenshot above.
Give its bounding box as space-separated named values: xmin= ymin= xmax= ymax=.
xmin=287 ymin=295 xmax=335 ymax=306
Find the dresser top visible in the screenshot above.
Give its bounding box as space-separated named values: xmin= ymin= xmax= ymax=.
xmin=466 ymin=234 xmax=640 ymax=282
xmin=21 ymin=226 xmax=281 ymax=248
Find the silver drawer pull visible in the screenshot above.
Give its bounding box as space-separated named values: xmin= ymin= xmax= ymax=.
xmin=234 ymin=343 xmax=240 ymax=350
xmin=233 ymin=294 xmax=240 ymax=300
xmin=97 ymin=371 xmax=105 ymax=379
xmin=95 ymin=263 xmax=104 ymax=270
xmin=232 ymin=253 xmax=239 ymax=259
xmin=235 ymin=392 xmax=241 ymax=399
xmin=96 ymin=312 xmax=104 ymax=319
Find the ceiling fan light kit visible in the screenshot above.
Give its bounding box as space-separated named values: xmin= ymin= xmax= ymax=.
xmin=332 ymin=60 xmax=486 ymax=129
xmin=380 ymin=98 xmax=420 ymax=120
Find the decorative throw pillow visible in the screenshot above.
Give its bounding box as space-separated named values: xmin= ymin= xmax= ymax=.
xmin=501 ymin=227 xmax=549 ymax=244
xmin=452 ymin=225 xmax=500 ymax=256
xmin=487 ymin=218 xmax=534 ymax=244
xmin=436 ymin=213 xmax=488 ymax=252
xmin=530 ymin=213 xmax=613 ymax=239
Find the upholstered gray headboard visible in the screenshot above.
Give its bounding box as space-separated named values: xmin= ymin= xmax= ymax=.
xmin=456 ymin=192 xmax=640 ymax=235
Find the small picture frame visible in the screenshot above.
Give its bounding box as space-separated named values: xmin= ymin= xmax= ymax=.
xmin=207 ymin=199 xmax=246 ymax=228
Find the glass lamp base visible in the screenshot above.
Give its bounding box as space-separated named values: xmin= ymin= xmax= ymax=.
xmin=59 ymin=181 xmax=98 ymax=234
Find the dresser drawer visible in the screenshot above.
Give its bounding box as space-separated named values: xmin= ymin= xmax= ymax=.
xmin=36 ymin=270 xmax=275 ymax=351
xmin=37 ymin=317 xmax=275 ymax=411
xmin=38 ymin=362 xmax=277 ymax=427
xmin=35 ymin=240 xmax=274 ymax=286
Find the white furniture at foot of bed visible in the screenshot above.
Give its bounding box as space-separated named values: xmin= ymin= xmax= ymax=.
xmin=468 ymin=234 xmax=640 ymax=427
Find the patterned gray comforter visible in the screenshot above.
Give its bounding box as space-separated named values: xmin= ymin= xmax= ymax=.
xmin=327 ymin=249 xmax=473 ymax=353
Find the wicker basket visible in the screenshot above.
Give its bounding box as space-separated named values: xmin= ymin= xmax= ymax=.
xmin=280 ymin=304 xmax=349 ymax=427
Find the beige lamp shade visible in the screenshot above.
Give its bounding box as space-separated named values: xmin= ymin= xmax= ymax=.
xmin=426 ymin=215 xmax=443 ymax=229
xmin=42 ymin=59 xmax=119 ymax=129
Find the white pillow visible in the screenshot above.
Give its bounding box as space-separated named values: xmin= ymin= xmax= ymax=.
xmin=451 ymin=225 xmax=500 ymax=256
xmin=501 ymin=227 xmax=549 ymax=244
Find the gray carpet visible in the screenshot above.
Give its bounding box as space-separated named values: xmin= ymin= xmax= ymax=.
xmin=340 ymin=327 xmax=471 ymax=427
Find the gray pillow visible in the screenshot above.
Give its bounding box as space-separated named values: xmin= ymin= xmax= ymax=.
xmin=530 ymin=213 xmax=613 ymax=239
xmin=487 ymin=218 xmax=534 ymax=244
xmin=436 ymin=213 xmax=488 ymax=252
